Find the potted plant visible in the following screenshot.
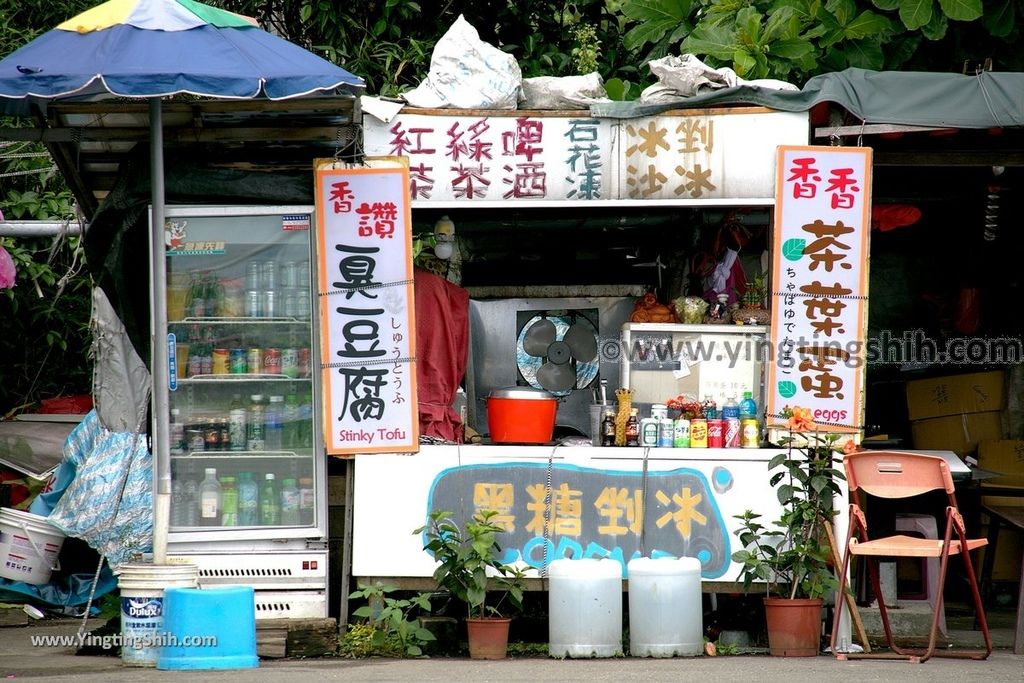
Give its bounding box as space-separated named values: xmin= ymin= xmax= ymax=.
xmin=733 ymin=271 xmax=770 ymax=325
xmin=731 ymin=406 xmax=852 ymax=656
xmin=413 ymin=509 xmax=525 ymax=660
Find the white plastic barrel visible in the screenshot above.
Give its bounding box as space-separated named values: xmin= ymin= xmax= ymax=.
xmin=548 ymin=558 xmax=622 ymax=658
xmin=0 ymin=507 xmax=65 ymax=585
xmin=117 ymin=563 xmax=199 ymax=667
xmin=627 ymin=556 xmax=703 ymax=657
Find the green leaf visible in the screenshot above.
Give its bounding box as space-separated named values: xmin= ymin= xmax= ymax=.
xmin=920 ymin=10 xmax=948 ymax=39
xmin=982 ymin=0 xmax=1015 ymax=37
xmin=899 ymin=0 xmax=934 ymax=30
xmin=937 ymin=0 xmax=982 ymax=21
xmin=778 ymin=380 xmax=798 ymax=398
xmin=843 ymin=38 xmax=886 ymax=69
xmin=763 ymin=6 xmax=799 ymax=43
xmin=844 ymin=10 xmax=895 ymax=38
xmin=681 ymin=23 xmax=738 ymax=59
xmin=770 ymin=38 xmax=815 ymax=59
xmin=735 ymin=6 xmax=763 ymax=44
xmin=826 ymin=0 xmax=857 ymax=25
xmin=621 ymin=0 xmax=693 ymax=22
xmin=781 ymin=237 xmax=806 ymax=261
xmin=871 ymin=0 xmax=899 ymax=8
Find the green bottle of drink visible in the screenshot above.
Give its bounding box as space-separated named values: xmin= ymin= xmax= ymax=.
xmin=259 ymin=472 xmax=280 ymax=525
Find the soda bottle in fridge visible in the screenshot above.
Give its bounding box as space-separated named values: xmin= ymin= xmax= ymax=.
xmin=283 ymin=390 xmax=300 ymax=450
xmin=266 ymin=395 xmax=284 ymax=451
xmin=260 ymin=473 xmax=280 ymax=525
xmin=247 ymin=394 xmax=266 ymax=451
xmin=298 ymin=477 xmax=314 ymax=525
xmin=237 ymin=472 xmax=258 ymax=526
xmin=198 ymin=467 xmax=222 ymax=527
xmin=280 ymin=478 xmax=300 ymax=525
xmin=228 ymin=394 xmax=247 ymax=451
xmin=220 ymin=476 xmax=238 ymax=526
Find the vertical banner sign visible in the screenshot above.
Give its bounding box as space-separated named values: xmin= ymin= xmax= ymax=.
xmin=314 ymin=161 xmax=419 ymax=454
xmin=766 ymin=146 xmax=872 ymax=433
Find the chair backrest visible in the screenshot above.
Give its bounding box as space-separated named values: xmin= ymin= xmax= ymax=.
xmin=844 ymin=451 xmax=955 ymax=500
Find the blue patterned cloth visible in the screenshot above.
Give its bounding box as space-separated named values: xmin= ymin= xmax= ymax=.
xmin=45 ymin=410 xmax=152 ymax=569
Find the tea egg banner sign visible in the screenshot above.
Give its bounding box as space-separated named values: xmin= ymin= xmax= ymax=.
xmin=766 ymin=146 xmax=872 ymax=433
xmin=314 ymin=160 xmax=419 ymax=454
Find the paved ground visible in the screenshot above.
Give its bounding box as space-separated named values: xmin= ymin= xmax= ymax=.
xmin=0 ymin=615 xmax=1021 ymax=682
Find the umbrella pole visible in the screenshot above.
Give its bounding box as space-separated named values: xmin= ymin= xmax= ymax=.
xmin=149 ymin=97 xmax=170 ymax=565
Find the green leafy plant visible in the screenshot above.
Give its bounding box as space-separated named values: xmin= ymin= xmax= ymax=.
xmin=731 ymin=407 xmax=848 ymax=600
xmin=347 ymin=582 xmax=436 ymax=657
xmin=413 ymin=509 xmax=525 ymax=620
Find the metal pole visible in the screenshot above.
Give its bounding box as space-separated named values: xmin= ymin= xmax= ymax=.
xmin=149 ymin=97 xmax=170 ymax=564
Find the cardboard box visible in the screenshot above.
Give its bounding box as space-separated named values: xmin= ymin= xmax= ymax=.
xmin=978 ymin=439 xmax=1024 ymax=506
xmin=979 ymin=524 xmax=1024 ymax=583
xmin=905 ymin=370 xmax=1005 ymax=421
xmin=910 ymin=411 xmax=1003 ymax=456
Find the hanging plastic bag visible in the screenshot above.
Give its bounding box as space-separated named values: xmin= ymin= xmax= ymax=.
xmin=403 ymin=15 xmax=522 ymax=109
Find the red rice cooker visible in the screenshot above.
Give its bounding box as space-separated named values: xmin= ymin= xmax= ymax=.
xmin=487 ymin=387 xmax=558 ymax=444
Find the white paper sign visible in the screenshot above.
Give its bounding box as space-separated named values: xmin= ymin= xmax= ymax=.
xmin=766 ymin=146 xmax=872 ymax=432
xmin=314 ymin=162 xmax=419 ymax=454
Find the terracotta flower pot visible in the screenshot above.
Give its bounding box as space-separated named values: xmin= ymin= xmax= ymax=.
xmin=466 ymin=617 xmax=511 ymax=660
xmin=763 ymin=597 xmax=823 ymax=657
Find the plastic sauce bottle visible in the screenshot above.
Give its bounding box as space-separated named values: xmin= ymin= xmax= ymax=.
xmin=625 ymin=408 xmax=640 ymax=447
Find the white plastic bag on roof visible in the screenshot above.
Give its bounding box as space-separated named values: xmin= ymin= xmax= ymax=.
xmin=640 ymin=54 xmax=797 ymax=103
xmin=521 ymin=72 xmax=612 ymax=109
xmin=403 ymin=15 xmax=522 ymax=109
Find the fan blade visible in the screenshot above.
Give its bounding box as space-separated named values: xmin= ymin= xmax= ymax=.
xmin=537 ymin=362 xmax=576 ymax=392
xmin=564 ymin=323 xmax=598 ymax=362
xmin=523 ymin=318 xmax=557 ymax=356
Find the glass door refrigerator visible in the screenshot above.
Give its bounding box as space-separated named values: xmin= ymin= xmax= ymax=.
xmin=155 ymin=205 xmax=327 ymax=619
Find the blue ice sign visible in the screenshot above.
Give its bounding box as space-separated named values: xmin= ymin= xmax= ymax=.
xmin=168 ymin=332 xmax=177 ymax=392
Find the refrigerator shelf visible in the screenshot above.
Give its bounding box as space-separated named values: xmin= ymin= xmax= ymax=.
xmin=174 ymin=451 xmax=314 ymax=459
xmin=170 ymin=317 xmax=311 ymax=325
xmin=176 ymin=375 xmax=313 ymax=383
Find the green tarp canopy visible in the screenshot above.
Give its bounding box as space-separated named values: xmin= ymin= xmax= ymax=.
xmin=592 ymin=67 xmax=1024 ymax=129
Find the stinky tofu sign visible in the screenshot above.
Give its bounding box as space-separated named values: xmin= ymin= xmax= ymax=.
xmin=766 ymin=146 xmax=872 ymax=432
xmin=314 ymin=161 xmax=419 ymax=454
xmin=362 ymin=109 xmax=808 ymax=202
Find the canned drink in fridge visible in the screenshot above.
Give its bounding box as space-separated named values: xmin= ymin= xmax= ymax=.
xmin=246 ymin=261 xmax=261 ymax=290
xmin=725 ymin=418 xmax=741 ymax=448
xmin=672 ymin=418 xmax=690 ymax=448
xmin=298 ymin=348 xmax=311 ymax=378
xmin=212 ymin=348 xmax=230 ymax=375
xmin=284 ymin=290 xmax=300 ymax=318
xmin=296 ymin=289 xmax=311 ymax=321
xmin=689 ymin=418 xmax=708 ymax=448
xmin=707 ymin=419 xmax=724 ymax=448
xmin=245 ymin=289 xmax=261 ymax=318
xmin=229 ymin=348 xmax=247 ymax=374
xmin=262 ymin=289 xmax=277 ymax=318
xmin=247 ymin=348 xmax=262 ymax=374
xmin=186 ymin=427 xmax=205 ymax=453
xmin=261 ymin=260 xmax=277 ymax=290
xmin=281 ymin=261 xmax=298 ymax=288
xmin=281 ymin=348 xmax=299 ymax=379
xmin=741 ymin=419 xmax=760 ymax=448
xmin=263 ymin=348 xmax=282 ymax=374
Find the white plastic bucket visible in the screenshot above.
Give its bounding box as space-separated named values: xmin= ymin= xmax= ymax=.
xmin=0 ymin=507 xmax=65 ymax=585
xmin=627 ymin=556 xmax=703 ymax=657
xmin=548 ymin=558 xmax=622 ymax=658
xmin=117 ymin=563 xmax=199 ymax=667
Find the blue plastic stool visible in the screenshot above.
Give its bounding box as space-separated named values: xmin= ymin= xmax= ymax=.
xmin=156 ymin=585 xmax=259 ymax=670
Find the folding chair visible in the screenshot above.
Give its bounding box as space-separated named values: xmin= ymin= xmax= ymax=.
xmin=830 ymin=451 xmax=991 ymax=662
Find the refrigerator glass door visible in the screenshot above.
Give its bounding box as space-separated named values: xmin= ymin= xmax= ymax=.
xmin=161 ymin=207 xmax=321 ymax=539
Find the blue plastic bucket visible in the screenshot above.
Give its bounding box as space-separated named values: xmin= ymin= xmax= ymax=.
xmin=157 ymin=585 xmax=258 ymax=670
